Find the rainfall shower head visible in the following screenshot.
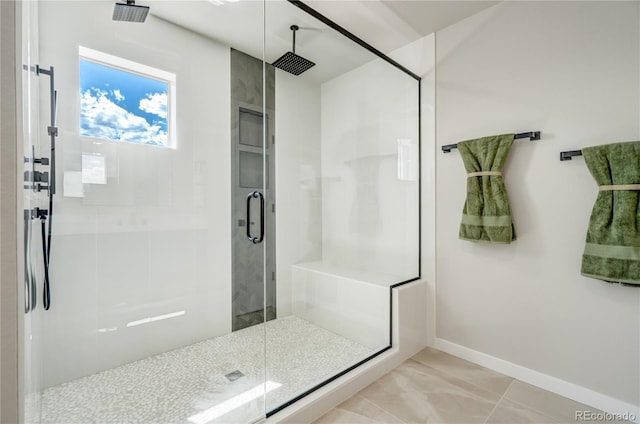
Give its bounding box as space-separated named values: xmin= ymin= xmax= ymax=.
xmin=113 ymin=0 xmax=149 ymax=23
xmin=273 ymin=25 xmax=315 ymax=76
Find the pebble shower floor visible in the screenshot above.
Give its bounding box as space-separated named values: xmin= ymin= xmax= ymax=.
xmin=36 ymin=316 xmax=373 ymax=423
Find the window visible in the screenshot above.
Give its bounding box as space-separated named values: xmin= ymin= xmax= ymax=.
xmin=79 ymin=46 xmax=176 ymax=148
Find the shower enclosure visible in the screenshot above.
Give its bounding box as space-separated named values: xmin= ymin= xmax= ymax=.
xmin=18 ymin=0 xmax=420 ymax=422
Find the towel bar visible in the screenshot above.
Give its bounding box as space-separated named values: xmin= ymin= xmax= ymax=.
xmin=441 ymin=131 xmax=540 ymax=153
xmin=560 ymin=150 xmax=583 ymax=161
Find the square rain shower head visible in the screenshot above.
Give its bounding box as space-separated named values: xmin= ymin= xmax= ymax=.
xmin=113 ymin=1 xmax=149 ymax=23
xmin=272 ymin=52 xmax=315 ymax=76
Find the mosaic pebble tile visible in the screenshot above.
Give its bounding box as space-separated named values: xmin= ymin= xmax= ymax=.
xmin=40 ymin=316 xmax=374 ymax=424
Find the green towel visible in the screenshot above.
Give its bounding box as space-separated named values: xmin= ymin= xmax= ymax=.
xmin=458 ymin=134 xmax=516 ymax=244
xmin=581 ymin=141 xmax=640 ymax=286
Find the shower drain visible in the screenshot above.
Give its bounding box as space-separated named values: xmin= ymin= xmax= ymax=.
xmin=225 ymin=370 xmax=245 ymax=382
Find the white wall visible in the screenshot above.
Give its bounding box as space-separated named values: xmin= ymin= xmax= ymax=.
xmin=38 ymin=1 xmax=237 ymax=387
xmin=274 ymin=70 xmax=322 ymax=318
xmin=320 ymin=56 xmax=420 ymax=283
xmin=436 ymin=1 xmax=640 ymax=410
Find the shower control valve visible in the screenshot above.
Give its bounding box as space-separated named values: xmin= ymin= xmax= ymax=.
xmin=24 ymin=156 xmax=50 ymax=165
xmin=24 ymin=207 xmax=48 ymax=221
xmin=24 ymin=170 xmax=49 ymax=183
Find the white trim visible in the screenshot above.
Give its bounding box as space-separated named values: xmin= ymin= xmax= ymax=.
xmin=435 ymin=338 xmax=640 ymax=424
xmin=79 ymin=46 xmax=175 ymax=82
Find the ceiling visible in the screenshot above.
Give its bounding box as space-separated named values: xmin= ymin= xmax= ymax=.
xmin=381 ymin=1 xmax=500 ymax=39
xmin=306 ymin=0 xmax=499 ymax=53
xmin=149 ymin=0 xmax=499 ymax=83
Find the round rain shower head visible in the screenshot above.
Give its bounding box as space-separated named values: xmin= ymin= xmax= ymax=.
xmin=113 ymin=0 xmax=150 ymax=23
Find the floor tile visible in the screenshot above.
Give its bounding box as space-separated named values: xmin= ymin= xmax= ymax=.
xmin=411 ymin=348 xmax=513 ymax=398
xmin=314 ymin=349 xmax=635 ymax=424
xmin=314 ymin=395 xmax=405 ymax=424
xmin=358 ymin=359 xmax=498 ymax=424
xmin=402 ymin=359 xmax=506 ymax=403
xmin=486 ymin=399 xmax=560 ymax=424
xmin=503 ymin=381 xmax=632 ymax=423
xmin=314 ymin=409 xmax=379 ymax=424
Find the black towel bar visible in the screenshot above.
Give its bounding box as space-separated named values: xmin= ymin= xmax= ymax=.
xmin=441 ymin=131 xmax=541 ymax=153
xmin=560 ymin=150 xmax=583 ymax=161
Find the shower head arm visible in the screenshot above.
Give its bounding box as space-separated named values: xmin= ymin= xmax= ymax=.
xmin=290 ymin=25 xmax=299 ymax=54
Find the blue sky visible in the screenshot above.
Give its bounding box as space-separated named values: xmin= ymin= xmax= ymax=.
xmin=79 ymin=59 xmax=169 ymax=146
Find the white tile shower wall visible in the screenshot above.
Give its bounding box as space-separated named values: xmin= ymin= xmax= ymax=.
xmin=274 ymin=70 xmax=322 ymax=318
xmin=320 ymin=56 xmax=419 ymax=282
xmin=435 ymin=1 xmax=640 ymax=407
xmin=38 ymin=1 xmax=235 ymax=387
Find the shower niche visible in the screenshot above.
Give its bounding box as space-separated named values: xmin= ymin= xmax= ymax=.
xmin=19 ymin=0 xmax=420 ymax=423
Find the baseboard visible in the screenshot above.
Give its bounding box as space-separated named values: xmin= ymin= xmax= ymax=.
xmin=435 ymin=338 xmax=640 ymax=424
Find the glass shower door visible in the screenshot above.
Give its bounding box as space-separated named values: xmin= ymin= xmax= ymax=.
xmin=20 ymin=0 xmax=45 ymax=422
xmin=21 ymin=1 xmax=271 ymax=423
xmin=264 ymin=0 xmax=420 ymax=414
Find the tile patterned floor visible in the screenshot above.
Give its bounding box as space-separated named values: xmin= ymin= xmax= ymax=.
xmin=315 ymin=347 xmax=634 ymax=424
xmin=39 ymin=316 xmax=373 ymax=424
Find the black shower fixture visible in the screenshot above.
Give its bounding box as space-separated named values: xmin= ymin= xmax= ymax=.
xmin=22 ymin=64 xmax=58 ymax=312
xmin=113 ymin=0 xmax=149 ymax=23
xmin=273 ymin=25 xmax=316 ymax=76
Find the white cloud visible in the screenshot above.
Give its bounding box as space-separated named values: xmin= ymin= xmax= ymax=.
xmin=80 ymin=88 xmax=167 ymax=146
xmin=139 ymin=92 xmax=167 ymax=119
xmin=113 ymin=89 xmax=125 ymax=102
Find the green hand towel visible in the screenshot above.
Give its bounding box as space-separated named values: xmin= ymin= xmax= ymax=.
xmin=581 ymin=141 xmax=640 ymax=286
xmin=458 ymin=134 xmax=516 ymax=244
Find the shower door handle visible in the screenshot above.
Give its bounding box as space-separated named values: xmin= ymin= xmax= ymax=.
xmin=246 ymin=191 xmax=264 ymax=244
